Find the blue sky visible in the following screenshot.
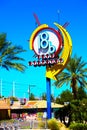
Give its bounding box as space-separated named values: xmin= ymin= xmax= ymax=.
xmin=0 ymin=0 xmax=87 ymax=99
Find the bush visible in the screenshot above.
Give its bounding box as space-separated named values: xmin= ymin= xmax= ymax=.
xmin=0 ymin=119 xmax=17 ymax=124
xmin=38 ymin=118 xmax=70 ymax=130
xmin=69 ymin=123 xmax=87 ymax=130
xmin=47 ymin=118 xmax=59 ymax=130
xmin=38 ymin=121 xmax=46 ymax=129
xmin=21 ymin=126 xmax=30 ymax=129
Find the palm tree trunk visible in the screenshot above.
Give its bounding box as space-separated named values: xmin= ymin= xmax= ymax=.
xmin=72 ymin=86 xmax=78 ymax=99
xmin=71 ymin=78 xmax=78 ymax=99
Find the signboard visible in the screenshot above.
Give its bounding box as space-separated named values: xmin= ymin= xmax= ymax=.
xmin=29 ymin=15 xmax=72 ymax=119
xmin=29 ymin=23 xmax=72 ymax=80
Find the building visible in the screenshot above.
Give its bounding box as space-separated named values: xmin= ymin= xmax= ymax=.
xmin=0 ymin=98 xmax=10 ymax=120
xmin=0 ymin=98 xmax=64 ymax=120
xmin=11 ymin=100 xmax=64 ymax=119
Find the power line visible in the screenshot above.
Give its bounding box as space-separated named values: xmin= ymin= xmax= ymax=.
xmin=0 ymin=79 xmax=46 ymax=98
xmin=0 ymin=79 xmax=36 ymax=98
xmin=0 ymin=80 xmax=29 ymax=86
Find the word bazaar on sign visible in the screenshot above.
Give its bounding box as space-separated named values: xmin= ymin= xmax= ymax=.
xmin=29 ymin=54 xmax=64 ymax=66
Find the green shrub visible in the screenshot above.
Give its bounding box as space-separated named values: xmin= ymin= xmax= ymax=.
xmin=47 ymin=118 xmax=59 ymax=130
xmin=69 ymin=123 xmax=87 ymax=130
xmin=38 ymin=121 xmax=46 ymax=128
xmin=0 ymin=119 xmax=17 ymax=124
xmin=21 ymin=126 xmax=30 ymax=129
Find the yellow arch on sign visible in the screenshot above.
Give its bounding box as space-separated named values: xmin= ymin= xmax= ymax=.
xmin=46 ymin=23 xmax=72 ymax=80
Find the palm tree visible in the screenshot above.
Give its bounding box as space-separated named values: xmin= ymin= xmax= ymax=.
xmin=53 ymin=55 xmax=87 ymax=99
xmin=0 ymin=33 xmax=26 ymax=71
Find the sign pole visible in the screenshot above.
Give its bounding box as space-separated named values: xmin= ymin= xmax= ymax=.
xmin=46 ymin=77 xmax=51 ymax=119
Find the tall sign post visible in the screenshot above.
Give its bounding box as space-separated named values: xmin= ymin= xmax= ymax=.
xmin=46 ymin=77 xmax=51 ymax=118
xmin=29 ymin=21 xmax=72 ymax=119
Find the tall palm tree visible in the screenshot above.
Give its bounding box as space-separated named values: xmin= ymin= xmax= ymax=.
xmin=0 ymin=33 xmax=26 ymax=71
xmin=53 ymin=55 xmax=87 ymax=99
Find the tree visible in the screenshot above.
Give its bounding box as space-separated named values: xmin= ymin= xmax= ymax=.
xmin=29 ymin=93 xmax=36 ymax=100
xmin=0 ymin=33 xmax=26 ymax=71
xmin=41 ymin=93 xmax=46 ymax=100
xmin=69 ymin=99 xmax=87 ymax=123
xmin=10 ymin=96 xmax=18 ymax=101
xmin=56 ymin=90 xmax=73 ymax=104
xmin=41 ymin=93 xmax=55 ymax=102
xmin=77 ymin=87 xmax=87 ymax=100
xmin=53 ymin=55 xmax=87 ymax=99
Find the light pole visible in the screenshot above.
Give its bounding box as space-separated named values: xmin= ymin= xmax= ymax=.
xmin=12 ymin=81 xmax=15 ymax=97
xmin=0 ymin=79 xmax=2 ymax=97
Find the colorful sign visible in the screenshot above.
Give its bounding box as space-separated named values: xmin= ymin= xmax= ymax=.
xmin=29 ymin=22 xmax=72 ymax=80
xmin=30 ymin=24 xmax=63 ymax=56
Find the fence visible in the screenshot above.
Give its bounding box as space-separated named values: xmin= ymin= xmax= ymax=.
xmin=0 ymin=119 xmax=50 ymax=130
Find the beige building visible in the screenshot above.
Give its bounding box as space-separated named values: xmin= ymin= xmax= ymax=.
xmin=11 ymin=100 xmax=64 ymax=119
xmin=0 ymin=98 xmax=10 ymax=120
xmin=0 ymin=98 xmax=64 ymax=120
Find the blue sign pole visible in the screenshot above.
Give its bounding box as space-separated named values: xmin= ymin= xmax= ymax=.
xmin=46 ymin=77 xmax=51 ymax=119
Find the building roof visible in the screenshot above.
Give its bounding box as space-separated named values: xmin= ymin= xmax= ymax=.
xmin=23 ymin=100 xmax=64 ymax=109
xmin=0 ymin=99 xmax=64 ymax=110
xmin=0 ymin=99 xmax=10 ymax=109
xmin=11 ymin=100 xmax=64 ymax=109
xmin=10 ymin=101 xmax=21 ymax=109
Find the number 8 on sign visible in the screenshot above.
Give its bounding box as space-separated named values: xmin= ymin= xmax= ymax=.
xmin=38 ymin=32 xmax=56 ymax=54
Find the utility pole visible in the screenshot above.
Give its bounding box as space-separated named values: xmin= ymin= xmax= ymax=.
xmin=28 ymin=85 xmax=35 ymax=100
xmin=12 ymin=81 xmax=15 ymax=97
xmin=0 ymin=79 xmax=2 ymax=97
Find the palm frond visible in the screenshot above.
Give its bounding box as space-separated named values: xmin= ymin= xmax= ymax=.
xmin=53 ymin=54 xmax=87 ymax=99
xmin=0 ymin=33 xmax=27 ymax=72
